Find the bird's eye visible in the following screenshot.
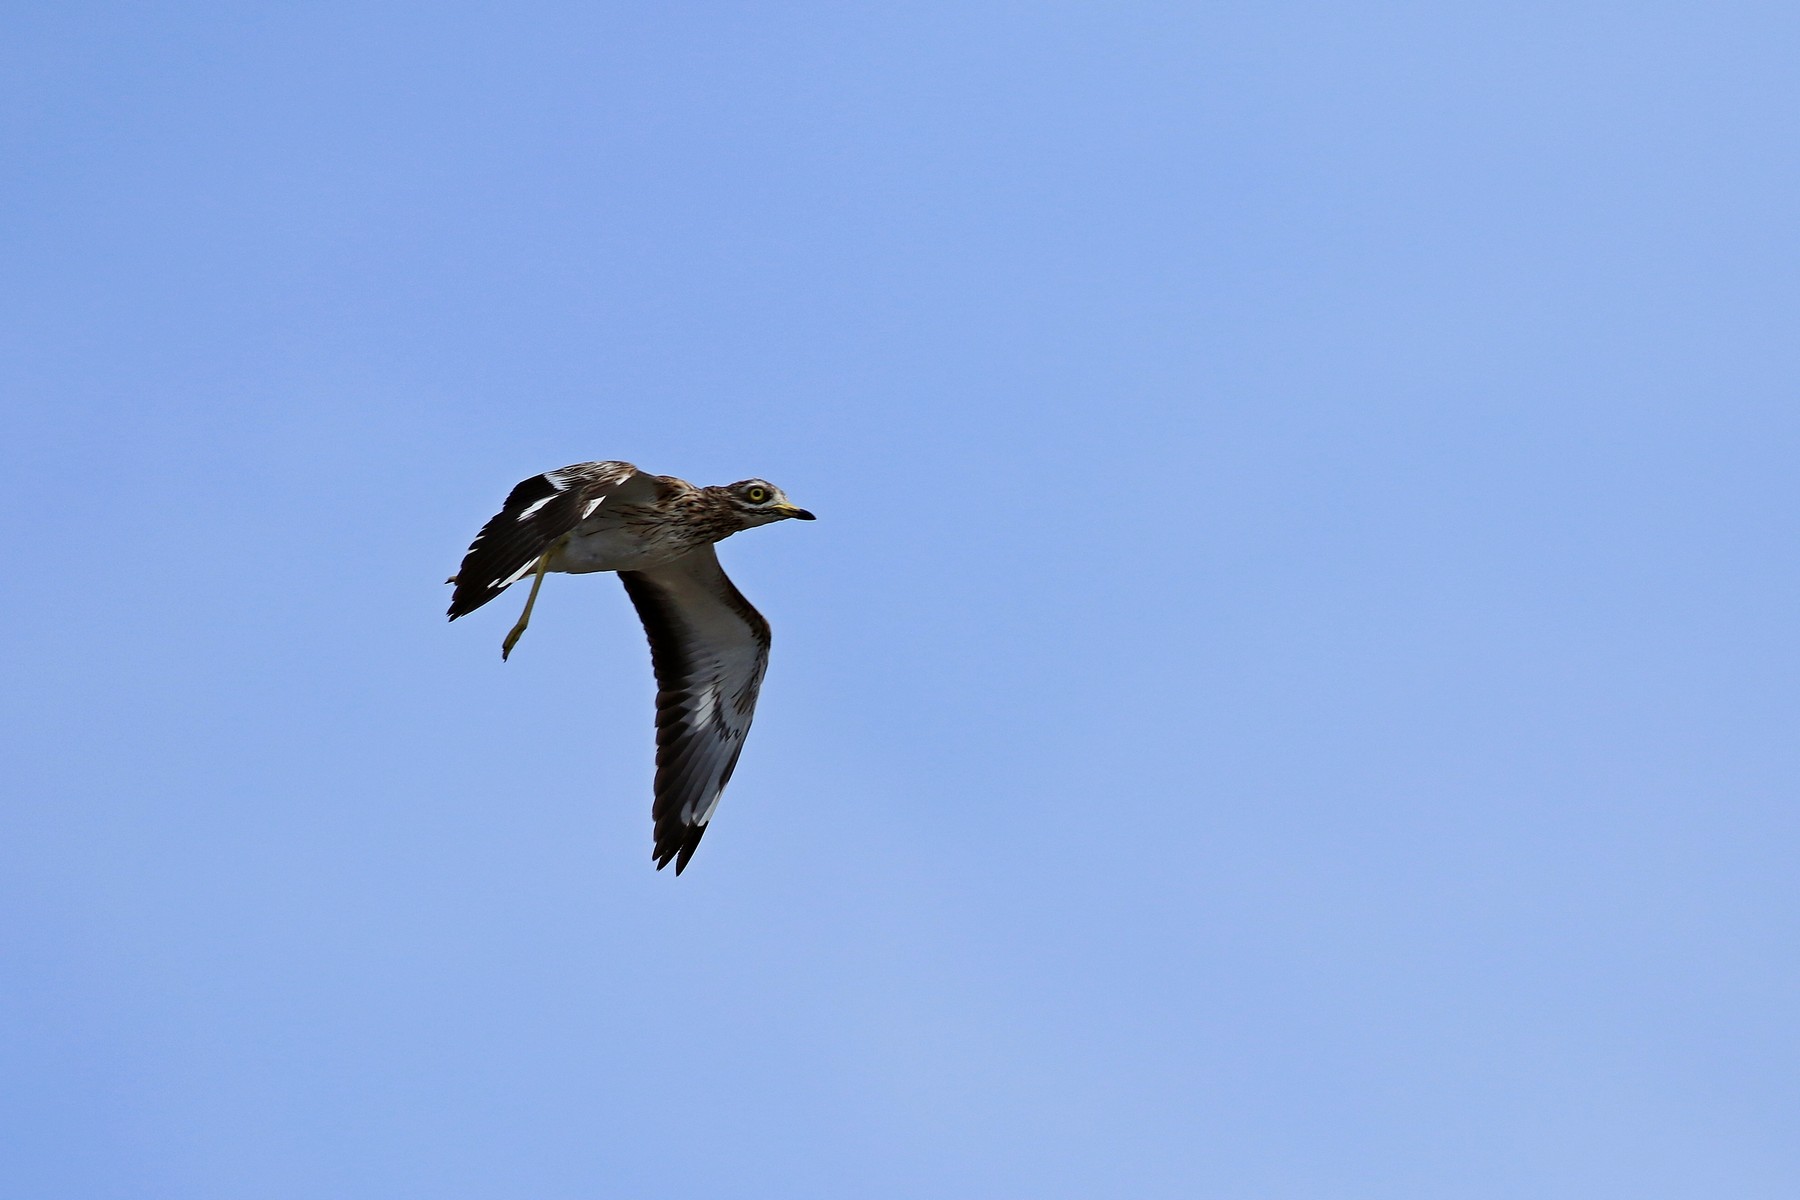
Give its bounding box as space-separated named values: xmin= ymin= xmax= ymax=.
xmin=745 ymin=486 xmax=770 ymax=503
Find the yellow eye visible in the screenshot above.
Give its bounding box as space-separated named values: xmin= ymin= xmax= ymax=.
xmin=746 ymin=486 xmax=769 ymax=503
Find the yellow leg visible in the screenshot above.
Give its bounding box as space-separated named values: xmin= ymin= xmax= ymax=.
xmin=501 ymin=553 xmax=553 ymax=661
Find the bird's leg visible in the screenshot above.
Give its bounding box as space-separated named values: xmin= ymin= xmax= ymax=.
xmin=501 ymin=553 xmax=553 ymax=661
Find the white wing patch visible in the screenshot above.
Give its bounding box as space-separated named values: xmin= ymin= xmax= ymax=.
xmin=497 ymin=560 xmax=540 ymax=588
xmin=689 ymin=681 xmax=722 ymax=733
xmin=689 ymin=789 xmax=724 ymax=827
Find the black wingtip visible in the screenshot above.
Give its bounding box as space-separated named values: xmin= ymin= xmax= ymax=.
xmin=446 ymin=590 xmax=485 ymax=621
xmin=652 ymin=824 xmax=707 ymax=875
xmin=674 ymin=826 xmax=706 ymax=873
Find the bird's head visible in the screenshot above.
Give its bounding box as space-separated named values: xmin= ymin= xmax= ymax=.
xmin=720 ymin=479 xmax=815 ymax=528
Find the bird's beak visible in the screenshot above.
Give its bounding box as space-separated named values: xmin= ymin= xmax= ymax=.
xmin=776 ymin=504 xmax=816 ymax=521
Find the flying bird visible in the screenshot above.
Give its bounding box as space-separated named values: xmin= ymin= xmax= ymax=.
xmin=447 ymin=461 xmax=814 ymax=873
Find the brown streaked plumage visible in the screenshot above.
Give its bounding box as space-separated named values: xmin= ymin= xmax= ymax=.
xmin=446 ymin=461 xmax=814 ymax=873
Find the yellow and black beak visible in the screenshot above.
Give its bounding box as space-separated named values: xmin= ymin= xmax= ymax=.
xmin=775 ymin=504 xmax=816 ymax=521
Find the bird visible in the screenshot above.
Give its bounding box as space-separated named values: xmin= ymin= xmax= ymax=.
xmin=446 ymin=461 xmax=814 ymax=873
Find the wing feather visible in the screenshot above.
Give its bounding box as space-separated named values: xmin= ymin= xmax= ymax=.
xmin=446 ymin=461 xmax=652 ymax=619
xmin=619 ymin=545 xmax=771 ymax=873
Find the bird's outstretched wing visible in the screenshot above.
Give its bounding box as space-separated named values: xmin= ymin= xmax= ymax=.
xmin=447 ymin=461 xmax=657 ymax=619
xmin=619 ymin=545 xmax=772 ymax=873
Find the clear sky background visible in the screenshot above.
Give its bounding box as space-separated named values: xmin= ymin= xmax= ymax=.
xmin=4 ymin=3 xmax=1798 ymax=1196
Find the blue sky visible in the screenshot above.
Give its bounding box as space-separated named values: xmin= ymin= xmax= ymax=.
xmin=4 ymin=3 xmax=1798 ymax=1196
